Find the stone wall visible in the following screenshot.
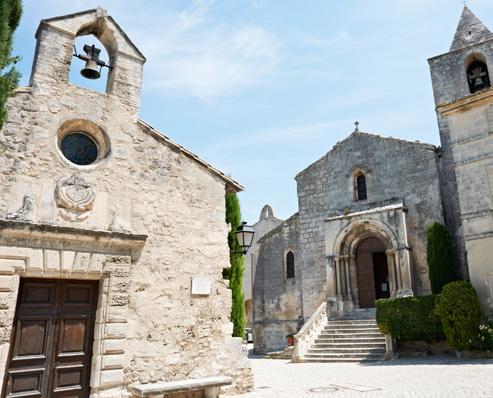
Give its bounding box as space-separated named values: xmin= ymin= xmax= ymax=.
xmin=253 ymin=214 xmax=302 ymax=353
xmin=0 ymin=8 xmax=252 ymax=397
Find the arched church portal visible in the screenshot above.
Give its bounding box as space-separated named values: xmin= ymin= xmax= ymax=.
xmin=356 ymin=237 xmax=391 ymax=308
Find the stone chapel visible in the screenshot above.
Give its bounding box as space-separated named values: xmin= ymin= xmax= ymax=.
xmin=249 ymin=6 xmax=493 ymax=354
xmin=0 ymin=8 xmax=252 ymax=397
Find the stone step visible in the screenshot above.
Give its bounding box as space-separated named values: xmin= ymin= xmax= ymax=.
xmin=327 ymin=319 xmax=378 ymax=323
xmin=324 ymin=325 xmax=379 ymax=330
xmin=307 ymin=347 xmax=385 ymax=353
xmin=314 ymin=337 xmax=386 ymax=344
xmin=303 ymin=353 xmax=384 ymax=360
xmin=311 ymin=342 xmax=386 ymax=349
xmin=302 ymin=357 xmax=383 ymax=363
xmin=321 ymin=329 xmax=382 ymax=335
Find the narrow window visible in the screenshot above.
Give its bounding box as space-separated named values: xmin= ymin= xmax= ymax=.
xmin=467 ymin=60 xmax=491 ymax=94
xmin=286 ymin=251 xmax=295 ymax=279
xmin=356 ymin=174 xmax=367 ymax=201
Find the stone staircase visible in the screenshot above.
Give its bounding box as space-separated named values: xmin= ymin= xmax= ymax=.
xmin=301 ymin=313 xmax=386 ymax=362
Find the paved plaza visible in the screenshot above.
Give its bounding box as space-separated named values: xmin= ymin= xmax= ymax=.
xmin=225 ymin=356 xmax=493 ymax=398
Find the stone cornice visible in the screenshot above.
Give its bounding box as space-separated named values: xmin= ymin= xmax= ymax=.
xmin=437 ymin=89 xmax=493 ymax=116
xmin=0 ymin=220 xmax=147 ymax=260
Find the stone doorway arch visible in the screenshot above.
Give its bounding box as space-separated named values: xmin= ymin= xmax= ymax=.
xmin=330 ymin=221 xmax=410 ymax=313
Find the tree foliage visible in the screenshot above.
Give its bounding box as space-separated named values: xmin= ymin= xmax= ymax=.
xmin=426 ymin=222 xmax=455 ymax=294
xmin=225 ymin=193 xmax=245 ymax=338
xmin=0 ymin=0 xmax=22 ymax=129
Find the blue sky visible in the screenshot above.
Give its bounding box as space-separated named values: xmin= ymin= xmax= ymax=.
xmin=12 ymin=0 xmax=493 ymax=223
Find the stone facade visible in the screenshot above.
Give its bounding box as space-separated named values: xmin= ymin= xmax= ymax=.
xmin=253 ymin=133 xmax=443 ymax=353
xmin=429 ymin=6 xmax=493 ymax=318
xmin=0 ymin=8 xmax=252 ymax=398
xmin=253 ymin=6 xmax=493 ymax=353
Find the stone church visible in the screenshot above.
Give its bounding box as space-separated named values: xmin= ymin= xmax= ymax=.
xmin=250 ymin=6 xmax=493 ymax=354
xmin=0 ymin=8 xmax=252 ymax=398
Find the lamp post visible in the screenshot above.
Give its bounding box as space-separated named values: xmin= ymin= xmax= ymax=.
xmin=235 ymin=222 xmax=255 ymax=254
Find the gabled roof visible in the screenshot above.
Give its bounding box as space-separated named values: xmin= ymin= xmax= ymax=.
xmin=450 ymin=6 xmax=493 ymax=51
xmin=37 ymin=7 xmax=146 ymax=62
xmin=295 ymin=131 xmax=436 ymax=179
xmin=138 ymin=120 xmax=243 ymax=193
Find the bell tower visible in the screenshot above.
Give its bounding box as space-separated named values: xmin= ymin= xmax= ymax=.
xmin=428 ymin=6 xmax=493 ymax=316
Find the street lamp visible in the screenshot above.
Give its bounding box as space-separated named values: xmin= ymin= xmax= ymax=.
xmin=235 ymin=222 xmax=255 ymax=254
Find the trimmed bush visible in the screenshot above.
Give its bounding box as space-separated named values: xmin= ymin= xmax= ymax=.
xmin=376 ymin=295 xmax=443 ymax=342
xmin=437 ymin=281 xmax=482 ymax=351
xmin=426 ymin=223 xmax=455 ymax=294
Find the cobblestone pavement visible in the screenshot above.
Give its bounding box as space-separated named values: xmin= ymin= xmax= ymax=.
xmin=225 ymin=356 xmax=493 ymax=398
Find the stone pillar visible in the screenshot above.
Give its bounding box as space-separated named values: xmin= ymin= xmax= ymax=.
xmin=326 ymin=256 xmax=336 ymax=298
xmin=343 ymin=256 xmax=353 ymax=310
xmin=396 ymin=249 xmax=413 ymax=297
xmin=334 ymin=257 xmax=344 ymax=313
xmin=349 ymin=255 xmax=359 ymax=308
xmin=335 ymin=257 xmax=342 ymax=296
xmin=394 ymin=251 xmax=402 ymax=293
xmin=386 ymin=250 xmax=397 ymax=298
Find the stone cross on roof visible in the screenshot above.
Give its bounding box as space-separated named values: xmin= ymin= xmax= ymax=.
xmin=450 ymin=6 xmax=493 ymax=51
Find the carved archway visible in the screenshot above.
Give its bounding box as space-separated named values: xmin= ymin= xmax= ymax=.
xmin=331 ymin=221 xmax=404 ymax=311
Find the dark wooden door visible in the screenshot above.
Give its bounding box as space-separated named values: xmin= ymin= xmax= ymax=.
xmin=356 ymin=252 xmax=376 ymax=308
xmin=3 ymin=279 xmax=99 ymax=398
xmin=372 ymin=252 xmax=390 ymax=300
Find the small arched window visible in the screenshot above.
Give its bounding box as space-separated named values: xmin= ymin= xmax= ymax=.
xmin=286 ymin=251 xmax=295 ymax=279
xmin=467 ymin=60 xmax=491 ymax=94
xmin=355 ymin=174 xmax=367 ymax=201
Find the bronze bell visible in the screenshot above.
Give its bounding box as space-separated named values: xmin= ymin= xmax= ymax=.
xmin=81 ymin=59 xmax=101 ymax=80
xmin=77 ymin=44 xmax=104 ymax=80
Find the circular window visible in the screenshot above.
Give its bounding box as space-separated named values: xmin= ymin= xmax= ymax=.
xmin=60 ymin=132 xmax=99 ymax=166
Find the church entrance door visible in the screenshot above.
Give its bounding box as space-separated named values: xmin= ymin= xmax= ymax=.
xmin=356 ymin=238 xmax=390 ymax=308
xmin=3 ymin=278 xmax=98 ymax=398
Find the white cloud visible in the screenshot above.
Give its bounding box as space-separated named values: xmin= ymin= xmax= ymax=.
xmin=135 ymin=8 xmax=281 ymax=101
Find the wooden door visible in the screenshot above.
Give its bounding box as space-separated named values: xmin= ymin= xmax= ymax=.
xmin=3 ymin=279 xmax=99 ymax=398
xmin=373 ymin=253 xmax=390 ymax=300
xmin=356 ymin=252 xmax=376 ymax=308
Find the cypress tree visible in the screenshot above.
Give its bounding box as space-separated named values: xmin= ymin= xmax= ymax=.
xmin=426 ymin=222 xmax=455 ymax=294
xmin=0 ymin=0 xmax=22 ymax=129
xmin=225 ymin=193 xmax=245 ymax=338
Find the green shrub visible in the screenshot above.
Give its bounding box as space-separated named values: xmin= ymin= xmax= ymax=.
xmin=437 ymin=281 xmax=482 ymax=351
xmin=376 ymin=295 xmax=443 ymax=342
xmin=426 ymin=223 xmax=455 ymax=294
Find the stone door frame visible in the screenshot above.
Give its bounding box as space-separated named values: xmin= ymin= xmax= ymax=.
xmin=0 ymin=221 xmax=147 ymax=397
xmin=329 ymin=220 xmax=413 ymax=313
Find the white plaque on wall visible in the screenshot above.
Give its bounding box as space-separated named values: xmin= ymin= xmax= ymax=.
xmin=191 ymin=277 xmax=211 ymax=296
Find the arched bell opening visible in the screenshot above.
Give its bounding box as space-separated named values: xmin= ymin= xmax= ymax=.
xmin=465 ymin=53 xmax=491 ymax=94
xmin=69 ymin=20 xmax=118 ymax=94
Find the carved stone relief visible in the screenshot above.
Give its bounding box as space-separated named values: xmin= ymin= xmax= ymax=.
xmin=55 ymin=174 xmax=95 ymax=221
